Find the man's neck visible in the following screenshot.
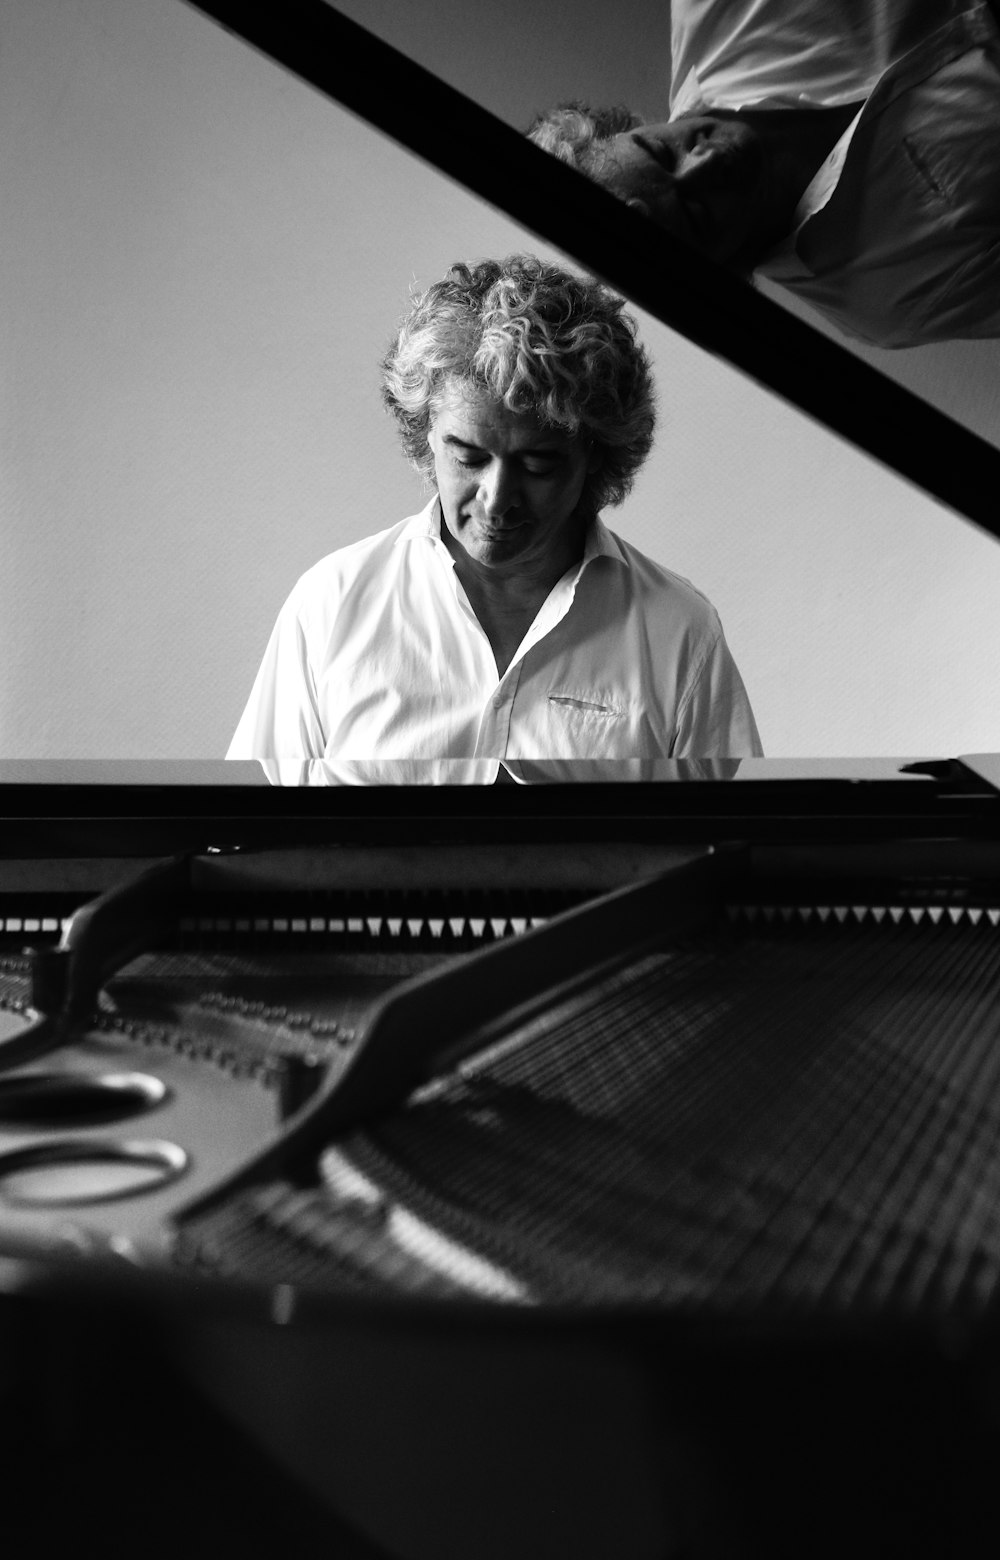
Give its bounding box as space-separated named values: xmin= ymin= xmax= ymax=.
xmin=441 ymin=509 xmax=589 ymax=608
xmin=734 ymin=103 xmax=863 ymax=258
xmin=440 ymin=512 xmax=590 ymax=678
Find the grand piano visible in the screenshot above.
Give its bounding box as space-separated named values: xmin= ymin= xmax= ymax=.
xmin=3 ymin=6 xmax=1000 ymax=1558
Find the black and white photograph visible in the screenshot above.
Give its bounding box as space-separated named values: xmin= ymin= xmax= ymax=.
xmin=2 ymin=2 xmax=1000 ymax=1555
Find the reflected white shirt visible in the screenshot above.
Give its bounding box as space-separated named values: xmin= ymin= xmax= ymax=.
xmin=671 ymin=0 xmax=1000 ymax=345
xmin=670 ymin=0 xmax=948 ymax=112
xmin=763 ymin=3 xmax=1000 ymax=345
xmin=227 ymin=500 xmax=761 ymax=761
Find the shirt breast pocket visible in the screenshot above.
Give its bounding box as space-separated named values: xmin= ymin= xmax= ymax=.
xmin=898 ymin=133 xmax=959 ymax=210
xmin=544 ymin=691 xmax=635 ymax=757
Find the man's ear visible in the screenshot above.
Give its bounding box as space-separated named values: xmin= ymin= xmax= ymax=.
xmin=586 ymin=443 xmax=603 ymax=475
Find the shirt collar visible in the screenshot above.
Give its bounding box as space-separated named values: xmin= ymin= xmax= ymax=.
xmin=790 ymin=107 xmax=865 ymax=230
xmin=582 ymin=512 xmax=629 ymax=570
xmin=395 ymin=496 xmax=447 ymax=545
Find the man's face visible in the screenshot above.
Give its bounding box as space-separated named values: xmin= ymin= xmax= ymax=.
xmin=427 ymin=382 xmax=599 ymax=579
xmin=606 ymin=116 xmax=767 ymax=265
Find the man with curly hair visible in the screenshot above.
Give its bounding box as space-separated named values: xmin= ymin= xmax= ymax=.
xmin=528 ymin=0 xmax=1000 ymax=347
xmin=228 ymin=255 xmax=760 ymax=762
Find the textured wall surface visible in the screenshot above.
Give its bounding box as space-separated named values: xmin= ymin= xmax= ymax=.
xmin=3 ymin=0 xmax=998 ymax=758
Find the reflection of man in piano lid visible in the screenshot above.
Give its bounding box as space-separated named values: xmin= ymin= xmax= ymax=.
xmin=226 ymin=256 xmax=761 ymax=763
xmin=528 ymin=0 xmax=1000 ymax=347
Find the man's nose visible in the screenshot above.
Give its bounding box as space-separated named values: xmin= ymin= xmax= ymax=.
xmin=480 ymin=461 xmax=520 ymax=516
xmin=674 ymin=137 xmax=718 ymax=186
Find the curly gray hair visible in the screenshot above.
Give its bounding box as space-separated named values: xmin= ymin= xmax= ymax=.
xmin=526 ymin=101 xmax=645 ymax=183
xmin=380 ymin=254 xmax=655 ymax=511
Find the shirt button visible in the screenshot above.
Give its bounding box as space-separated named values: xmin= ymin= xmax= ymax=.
xmin=492 ymin=695 xmax=502 ymax=710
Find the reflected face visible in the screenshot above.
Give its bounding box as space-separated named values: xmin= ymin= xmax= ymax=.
xmin=427 ymin=382 xmax=599 ymax=578
xmin=607 ymin=116 xmax=767 ymax=265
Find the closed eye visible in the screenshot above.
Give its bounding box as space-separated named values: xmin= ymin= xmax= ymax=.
xmin=633 ymin=132 xmax=676 ymax=175
xmin=451 ymin=452 xmax=561 ymax=477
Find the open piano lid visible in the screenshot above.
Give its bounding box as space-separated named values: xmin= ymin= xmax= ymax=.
xmin=164 ymin=0 xmax=998 ymax=821
xmin=184 ymin=0 xmax=1000 ymax=544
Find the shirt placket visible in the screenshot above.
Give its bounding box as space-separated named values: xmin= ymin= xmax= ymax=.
xmin=471 ymin=566 xmax=586 ymax=758
xmin=472 ymin=656 xmax=527 ymax=757
xmin=433 ymin=541 xmax=506 ymax=750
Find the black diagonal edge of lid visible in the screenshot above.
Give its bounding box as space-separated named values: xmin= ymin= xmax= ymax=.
xmin=183 ymin=0 xmax=1000 ymax=543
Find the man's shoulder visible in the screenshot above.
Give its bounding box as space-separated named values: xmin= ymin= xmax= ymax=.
xmin=288 ymin=504 xmax=437 ymax=604
xmin=602 ymin=527 xmax=723 ymax=632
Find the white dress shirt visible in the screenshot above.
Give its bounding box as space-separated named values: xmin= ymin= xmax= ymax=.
xmin=227 ymin=500 xmax=761 ymax=761
xmin=670 ymin=0 xmax=949 ymax=113
xmin=763 ymin=3 xmax=1000 ymax=344
xmin=671 ymin=0 xmax=1000 ymax=345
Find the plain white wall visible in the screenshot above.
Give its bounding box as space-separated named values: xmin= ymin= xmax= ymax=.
xmin=2 ymin=0 xmax=999 ymax=758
